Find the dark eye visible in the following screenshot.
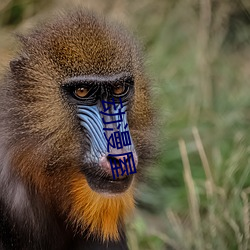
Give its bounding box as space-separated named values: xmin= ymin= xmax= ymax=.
xmin=74 ymin=87 xmax=89 ymax=98
xmin=113 ymin=84 xmax=126 ymax=96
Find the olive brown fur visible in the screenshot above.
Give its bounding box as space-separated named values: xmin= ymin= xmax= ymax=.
xmin=0 ymin=9 xmax=153 ymax=250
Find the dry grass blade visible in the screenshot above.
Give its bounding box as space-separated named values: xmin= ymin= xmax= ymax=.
xmin=178 ymin=139 xmax=203 ymax=249
xmin=192 ymin=126 xmax=214 ymax=195
xmin=241 ymin=191 xmax=250 ymax=250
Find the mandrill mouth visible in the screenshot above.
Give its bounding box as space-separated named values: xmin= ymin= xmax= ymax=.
xmin=81 ymin=164 xmax=134 ymax=194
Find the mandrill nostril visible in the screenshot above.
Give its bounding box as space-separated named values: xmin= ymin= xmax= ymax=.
xmin=99 ymin=151 xmax=138 ymax=181
xmin=106 ymin=154 xmax=132 ymax=179
xmin=107 ymin=156 xmax=119 ymax=166
xmin=99 ymin=154 xmax=132 ymax=179
xmin=107 ymin=155 xmax=129 ymax=166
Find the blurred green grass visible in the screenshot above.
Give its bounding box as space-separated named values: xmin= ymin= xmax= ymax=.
xmin=1 ymin=0 xmax=250 ymax=249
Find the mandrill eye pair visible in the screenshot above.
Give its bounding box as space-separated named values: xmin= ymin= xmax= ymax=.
xmin=74 ymin=84 xmax=126 ymax=99
xmin=62 ymin=74 xmax=134 ymax=104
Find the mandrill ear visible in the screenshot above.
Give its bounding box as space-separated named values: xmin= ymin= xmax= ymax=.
xmin=9 ymin=58 xmax=21 ymax=73
xmin=9 ymin=34 xmax=29 ymax=74
xmin=9 ymin=57 xmax=27 ymax=77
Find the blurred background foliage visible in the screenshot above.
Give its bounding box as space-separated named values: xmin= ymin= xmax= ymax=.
xmin=1 ymin=0 xmax=250 ymax=249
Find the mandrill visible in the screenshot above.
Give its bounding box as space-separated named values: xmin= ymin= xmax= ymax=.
xmin=0 ymin=9 xmax=153 ymax=250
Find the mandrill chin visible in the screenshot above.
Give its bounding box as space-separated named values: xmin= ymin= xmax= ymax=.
xmin=0 ymin=9 xmax=153 ymax=250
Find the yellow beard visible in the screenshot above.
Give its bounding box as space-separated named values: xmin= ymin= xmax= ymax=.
xmin=67 ymin=174 xmax=135 ymax=241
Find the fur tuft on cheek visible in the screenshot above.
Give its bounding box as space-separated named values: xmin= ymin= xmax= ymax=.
xmin=66 ymin=174 xmax=135 ymax=241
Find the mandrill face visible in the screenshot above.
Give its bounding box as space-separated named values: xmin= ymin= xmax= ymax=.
xmin=63 ymin=72 xmax=137 ymax=194
xmin=0 ymin=10 xmax=153 ymax=243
